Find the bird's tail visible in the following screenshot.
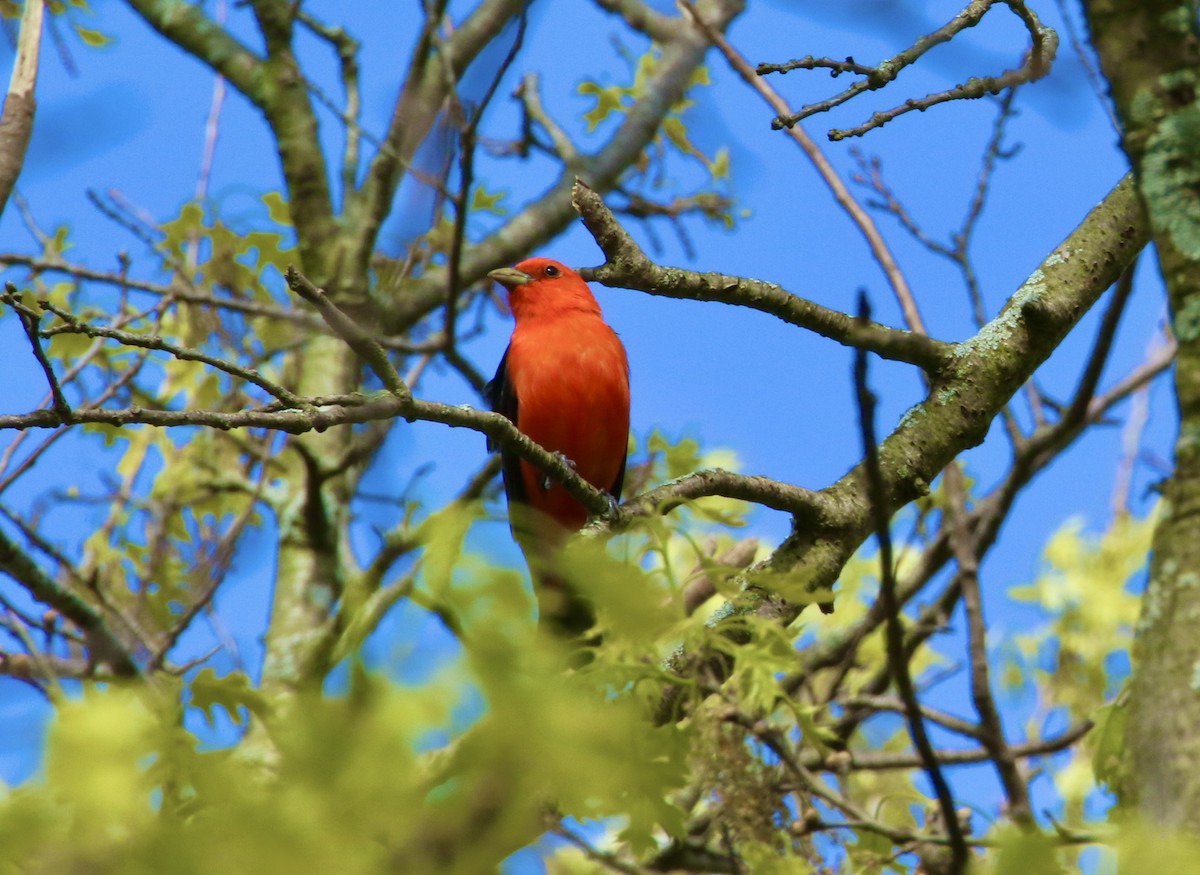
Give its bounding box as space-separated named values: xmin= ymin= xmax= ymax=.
xmin=510 ymin=508 xmax=598 ymax=646
xmin=530 ymin=565 xmax=596 ymax=643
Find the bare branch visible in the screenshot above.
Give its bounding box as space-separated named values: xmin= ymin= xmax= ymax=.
xmin=293 ymin=9 xmax=362 ymax=199
xmin=347 ymin=0 xmax=526 ymax=269
xmin=572 ymin=179 xmax=949 ymax=371
xmin=377 ymin=0 xmax=745 ymax=335
xmin=854 ymin=292 xmax=968 ymax=871
xmin=945 ymin=462 xmax=1032 ymax=826
xmin=0 ymin=252 xmax=324 ymax=328
xmin=4 ymin=286 xmax=71 ymax=422
xmin=444 ymin=7 xmax=528 ymax=349
xmin=680 ymin=1 xmax=927 ymax=335
xmin=759 ymin=0 xmax=1058 ymax=141
xmin=825 ymin=721 xmax=1094 ymax=772
xmin=600 ymin=468 xmax=834 ymax=531
xmin=285 ymin=267 xmax=411 ymax=402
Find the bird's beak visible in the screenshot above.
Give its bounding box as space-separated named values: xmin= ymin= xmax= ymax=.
xmin=487 ymin=267 xmax=532 ymax=289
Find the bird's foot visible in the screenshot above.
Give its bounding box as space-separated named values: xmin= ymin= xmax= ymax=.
xmin=541 ymin=452 xmax=577 ymax=491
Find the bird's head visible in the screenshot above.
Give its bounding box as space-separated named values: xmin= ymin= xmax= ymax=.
xmin=487 ymin=257 xmax=602 ymax=322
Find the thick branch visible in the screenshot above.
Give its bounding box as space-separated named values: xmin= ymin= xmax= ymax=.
xmin=754 ymin=174 xmax=1146 ymax=604
xmin=122 ymin=0 xmax=266 ymax=107
xmin=1084 ymin=0 xmax=1200 ymax=827
xmin=377 ymin=0 xmax=746 ymax=335
xmin=0 ymin=526 xmax=136 ymax=675
xmin=0 ymin=0 xmax=43 ymax=219
xmin=345 ymin=0 xmax=526 ymax=274
xmin=572 ymin=179 xmax=949 ymax=371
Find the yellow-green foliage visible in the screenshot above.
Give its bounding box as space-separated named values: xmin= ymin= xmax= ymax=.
xmin=0 ymin=418 xmax=1160 ymax=873
xmin=576 ymin=44 xmax=733 ymax=221
xmin=1003 ymin=513 xmax=1151 ymax=820
xmin=1007 ymin=513 xmax=1150 ymax=717
xmin=0 ymin=616 xmax=692 ymax=873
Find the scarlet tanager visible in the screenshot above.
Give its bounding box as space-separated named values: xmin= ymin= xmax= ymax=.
xmin=485 ymin=257 xmax=630 ymax=637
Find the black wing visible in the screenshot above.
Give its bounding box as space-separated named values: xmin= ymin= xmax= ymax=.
xmin=486 ymin=345 xmax=627 ymax=505
xmin=609 ymin=358 xmax=630 ymax=500
xmin=609 ymin=450 xmax=627 ymax=501
xmin=484 ymin=346 xmax=527 ymax=506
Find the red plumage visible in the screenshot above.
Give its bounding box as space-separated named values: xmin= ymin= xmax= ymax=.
xmin=485 ymin=257 xmax=630 ymax=635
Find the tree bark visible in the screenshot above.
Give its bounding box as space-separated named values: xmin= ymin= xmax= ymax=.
xmin=1083 ymin=0 xmax=1200 ymax=826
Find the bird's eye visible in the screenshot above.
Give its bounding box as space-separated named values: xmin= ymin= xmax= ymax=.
xmin=543 ymin=264 xmax=560 ymax=277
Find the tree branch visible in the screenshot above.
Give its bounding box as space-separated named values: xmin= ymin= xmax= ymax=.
xmin=855 ymin=293 xmax=968 ymax=871
xmin=345 ymin=0 xmax=527 ymax=274
xmin=680 ymin=0 xmax=928 ymax=336
xmin=0 ymin=0 xmax=43 ymax=219
xmin=754 ymin=174 xmax=1146 ymax=606
xmin=572 ymin=179 xmax=949 ymax=371
xmin=285 ymin=267 xmax=410 ymax=402
xmin=122 ymin=0 xmax=266 ymax=107
xmin=0 ymin=525 xmax=136 ymax=676
xmin=759 ymin=0 xmax=1058 ymax=140
xmin=376 ymin=0 xmax=746 ymax=335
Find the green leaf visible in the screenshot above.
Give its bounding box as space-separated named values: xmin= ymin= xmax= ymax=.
xmin=43 ymin=224 xmax=73 ymax=260
xmin=73 ymin=24 xmax=111 ymax=47
xmin=661 ymin=116 xmax=703 ymax=162
xmin=711 ymin=146 xmax=731 ymax=181
xmin=189 ymin=668 xmax=270 ymax=727
xmin=1091 ymin=691 xmax=1129 ymax=791
xmin=578 ymin=81 xmax=628 ymax=131
xmin=160 ymin=202 xmax=204 ymax=256
xmin=243 ymin=229 xmax=294 ymax=276
xmin=262 ymin=191 xmax=292 ymax=228
xmin=470 ymin=185 xmax=507 ymax=216
xmin=418 ymin=501 xmax=480 ymax=601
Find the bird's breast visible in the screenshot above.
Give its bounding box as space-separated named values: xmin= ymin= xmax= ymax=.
xmin=505 ymin=316 xmax=630 ymax=527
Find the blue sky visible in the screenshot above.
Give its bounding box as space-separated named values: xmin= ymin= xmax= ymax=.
xmin=0 ymin=0 xmax=1168 ymax=861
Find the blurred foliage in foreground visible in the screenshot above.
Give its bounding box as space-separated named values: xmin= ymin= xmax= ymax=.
xmin=0 ymin=443 xmax=1156 ymax=873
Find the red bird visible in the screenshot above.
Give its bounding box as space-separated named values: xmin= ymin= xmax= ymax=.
xmin=485 ymin=257 xmax=630 ymax=636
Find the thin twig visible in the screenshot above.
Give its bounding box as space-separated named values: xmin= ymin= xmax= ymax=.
xmin=758 ymin=0 xmax=1057 ymax=141
xmin=680 ymin=1 xmax=927 ymax=335
xmin=1111 ymin=326 xmax=1168 ymax=514
xmin=5 ymin=286 xmax=72 ymax=421
xmin=945 ymin=462 xmax=1032 ymax=826
xmin=854 ymin=292 xmax=967 ymax=871
xmin=0 ymin=252 xmax=325 ymax=327
xmin=32 ymin=295 xmax=310 ymax=409
xmin=285 ymin=266 xmax=412 ymax=402
xmin=444 ymin=6 xmax=528 ymax=348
